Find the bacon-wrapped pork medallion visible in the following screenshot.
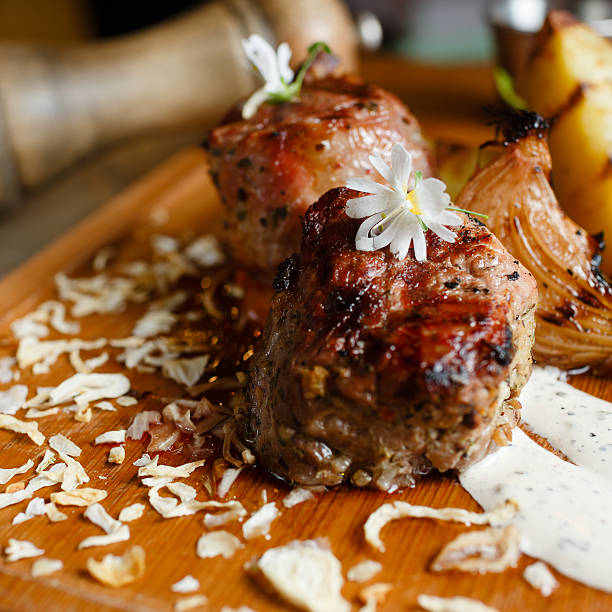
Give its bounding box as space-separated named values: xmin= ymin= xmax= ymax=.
xmin=207 ymin=62 xmax=434 ymax=280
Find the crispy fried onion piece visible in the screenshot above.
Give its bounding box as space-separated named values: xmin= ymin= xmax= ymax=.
xmin=137 ymin=456 xmax=205 ymax=479
xmin=79 ymin=503 xmax=129 ymax=549
xmin=58 ymin=453 xmax=89 ymax=491
xmin=242 ymin=502 xmax=279 ymax=540
xmin=203 ymin=502 xmax=247 ymax=529
xmin=70 ymin=350 xmax=109 ymax=374
xmin=35 ymin=454 xmax=57 ymax=475
xmin=0 ymin=385 xmax=27 ymax=415
xmin=523 ymin=561 xmax=559 ymax=597
xmin=78 ymin=525 xmax=130 ymax=550
xmin=95 ymin=430 xmax=126 ymax=445
xmin=184 ymin=235 xmax=225 ymax=267
xmin=127 ymin=410 xmax=161 ymax=440
xmin=83 ymin=503 xmax=123 ymax=534
xmin=108 ymin=447 xmax=125 ymax=464
xmin=0 ymin=459 xmax=34 ymax=485
xmin=133 ymin=310 xmax=177 ymax=339
xmin=87 ymin=545 xmax=145 ymax=587
xmin=431 ymin=525 xmax=520 ymax=574
xmin=118 ymin=503 xmax=145 ymax=522
xmin=365 ymin=500 xmax=518 ymax=552
xmin=347 ymin=560 xmax=383 ymax=583
xmin=171 ymin=574 xmax=200 ymax=593
xmin=174 ymin=595 xmax=209 ymax=612
xmin=11 ymin=300 xmax=80 ymax=339
xmin=0 ymin=357 xmax=15 ymax=384
xmin=196 ymin=531 xmax=243 ymax=559
xmin=49 ymin=434 xmax=81 ymax=457
xmin=358 ymin=583 xmax=393 ymax=612
xmin=13 ymin=497 xmax=46 ymax=525
xmin=217 ymin=467 xmax=242 ymax=499
xmin=162 ymin=355 xmax=209 ymax=387
xmin=417 ymin=594 xmax=499 ymax=612
xmin=283 ymin=487 xmax=315 ymax=509
xmin=147 ymin=423 xmax=180 ymax=452
xmin=0 ymin=415 xmax=45 ymax=445
xmin=163 ymin=402 xmax=197 ymax=433
xmin=4 ymin=538 xmax=45 ymax=562
xmin=45 ymin=502 xmax=68 ymax=522
xmin=133 ymin=453 xmax=151 ymax=467
xmin=41 ymin=300 xmax=80 ymax=334
xmin=250 ymin=539 xmax=350 ymax=612
xmin=51 ymin=488 xmax=107 ymax=507
xmin=31 ymin=558 xmax=63 ymax=577
xmin=17 ymin=337 xmax=107 ymax=374
xmin=147 ymin=481 xmax=244 ymax=519
xmin=116 ymin=395 xmax=138 ymax=407
xmin=49 ymin=373 xmax=130 ymax=406
xmin=55 ymin=272 xmax=141 ymax=318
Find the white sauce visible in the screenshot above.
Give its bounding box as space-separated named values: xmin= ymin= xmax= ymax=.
xmin=460 ymin=428 xmax=612 ymax=591
xmin=460 ymin=366 xmax=612 ymax=593
xmin=521 ymin=366 xmax=612 ymax=480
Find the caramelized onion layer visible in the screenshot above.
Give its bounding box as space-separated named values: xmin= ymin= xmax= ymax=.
xmin=457 ymin=120 xmax=612 ymax=373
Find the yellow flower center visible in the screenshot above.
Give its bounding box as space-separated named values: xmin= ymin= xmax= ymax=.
xmin=406 ymin=189 xmax=422 ymax=215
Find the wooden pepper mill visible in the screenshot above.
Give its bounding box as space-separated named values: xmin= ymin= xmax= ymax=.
xmin=0 ymin=0 xmax=358 ymax=209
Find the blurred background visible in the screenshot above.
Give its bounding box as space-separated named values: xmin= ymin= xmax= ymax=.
xmin=0 ymin=0 xmax=498 ymax=60
xmin=0 ymin=0 xmax=610 ymax=276
xmin=4 ymin=1 xmax=609 ymax=62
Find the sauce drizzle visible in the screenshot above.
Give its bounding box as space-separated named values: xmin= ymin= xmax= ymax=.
xmin=460 ymin=367 xmax=612 ymax=592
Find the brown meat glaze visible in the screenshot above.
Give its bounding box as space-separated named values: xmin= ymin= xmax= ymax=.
xmin=239 ymin=187 xmax=538 ymax=491
xmin=207 ymin=71 xmax=434 ymax=281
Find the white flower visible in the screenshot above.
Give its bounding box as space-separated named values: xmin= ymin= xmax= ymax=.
xmin=241 ymin=35 xmax=294 ymax=119
xmin=345 ymin=144 xmax=462 ymax=262
xmin=241 ymin=37 xmax=331 ymax=120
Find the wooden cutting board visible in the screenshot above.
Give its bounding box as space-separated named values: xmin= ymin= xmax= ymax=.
xmin=0 ymin=147 xmax=611 ymax=612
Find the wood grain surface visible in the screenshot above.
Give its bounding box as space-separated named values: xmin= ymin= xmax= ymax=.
xmin=0 ymin=148 xmax=611 ymax=612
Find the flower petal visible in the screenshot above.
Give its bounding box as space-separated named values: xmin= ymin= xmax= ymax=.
xmin=346 ymin=195 xmax=389 ymax=218
xmin=415 ymin=179 xmax=451 ymax=216
xmin=345 ymin=177 xmax=391 ymax=195
xmin=428 ymin=222 xmax=457 ymax=243
xmin=372 ymin=216 xmax=401 ymax=250
xmin=355 ymin=214 xmax=383 ymax=251
xmin=389 ymin=219 xmax=414 ymax=261
xmin=241 ymin=87 xmax=270 ymax=120
xmin=412 ymin=224 xmax=428 ymax=261
xmin=276 ymin=42 xmax=294 ymax=84
xmin=391 ymin=144 xmax=412 ymax=193
xmin=435 ymin=210 xmax=462 ymax=226
xmin=242 ymin=35 xmax=280 ymax=86
xmin=369 ymin=154 xmax=396 ymax=187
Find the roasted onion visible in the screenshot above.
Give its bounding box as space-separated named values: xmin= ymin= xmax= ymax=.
xmin=457 ymin=110 xmax=612 ymax=373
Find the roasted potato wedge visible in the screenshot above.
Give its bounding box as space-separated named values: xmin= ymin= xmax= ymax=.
xmin=435 ymin=142 xmax=501 ymax=201
xmin=517 ymin=11 xmax=612 ymax=272
xmin=518 ymin=11 xmax=612 ymax=117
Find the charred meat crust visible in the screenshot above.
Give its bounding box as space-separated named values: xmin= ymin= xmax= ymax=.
xmin=240 ymin=188 xmax=538 ymax=490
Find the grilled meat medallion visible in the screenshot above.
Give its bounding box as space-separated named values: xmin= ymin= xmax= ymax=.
xmin=207 ymin=74 xmax=434 ymax=280
xmin=240 ymin=187 xmax=538 ymax=491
